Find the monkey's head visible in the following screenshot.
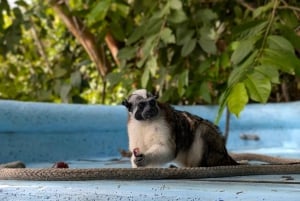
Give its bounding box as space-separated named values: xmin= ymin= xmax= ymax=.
xmin=122 ymin=89 xmax=160 ymax=121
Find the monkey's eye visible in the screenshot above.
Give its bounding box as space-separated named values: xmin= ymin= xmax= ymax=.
xmin=138 ymin=102 xmax=146 ymax=108
xmin=149 ymin=99 xmax=156 ymax=106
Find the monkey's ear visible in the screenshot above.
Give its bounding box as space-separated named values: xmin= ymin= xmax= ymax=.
xmin=122 ymin=99 xmax=132 ymax=111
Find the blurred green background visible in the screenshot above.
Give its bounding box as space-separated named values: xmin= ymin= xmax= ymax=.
xmin=1 ymin=0 xmax=300 ymax=120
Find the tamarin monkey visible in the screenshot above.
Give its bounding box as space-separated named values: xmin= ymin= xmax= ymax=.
xmin=122 ymin=89 xmax=238 ymax=168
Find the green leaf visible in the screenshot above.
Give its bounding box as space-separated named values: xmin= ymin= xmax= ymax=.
xmin=118 ymin=46 xmax=138 ymax=61
xmin=253 ymin=1 xmax=274 ymax=18
xmin=146 ymin=56 xmax=158 ymax=76
xmin=261 ymin=49 xmax=300 ymax=75
xmin=176 ymin=28 xmax=194 ymax=45
xmin=145 ymin=17 xmax=163 ymax=37
xmin=106 ymin=72 xmax=123 ymax=87
xmin=53 ymin=67 xmax=67 ymax=78
xmin=279 ymin=25 xmax=300 ymax=49
xmin=160 ymin=28 xmax=175 ymax=44
xmin=227 ymin=82 xmax=248 ymax=117
xmin=267 ymin=35 xmax=294 ymax=53
xmin=233 ymin=20 xmax=268 ymax=40
xmin=228 ymin=50 xmax=258 ymax=85
xmin=169 ymin=0 xmax=182 ymax=10
xmin=168 ymin=9 xmax=188 ymax=24
xmin=231 ymin=39 xmax=255 ymax=65
xmin=199 ymin=82 xmax=212 ymax=103
xmin=244 ymin=72 xmax=271 ymax=103
xmin=87 ymin=0 xmax=111 ymax=24
xmin=178 ymin=69 xmax=189 ymax=96
xmin=255 ymin=65 xmax=279 ymax=84
xmin=181 ymin=38 xmax=196 ymax=57
xmin=110 ymin=2 xmax=130 ymax=18
xmin=141 ymin=67 xmax=150 ymax=88
xmin=70 ymin=71 xmax=81 ymax=88
xmin=127 ymin=25 xmax=146 ymax=45
xmin=195 ymin=9 xmax=217 ymax=23
xmin=197 ymin=60 xmax=211 ymax=74
xmin=198 ymin=38 xmax=217 ymax=54
xmin=279 ymin=10 xmax=299 ymax=29
xmin=137 ymin=35 xmax=156 ymax=67
xmin=60 ymin=84 xmax=72 ymax=103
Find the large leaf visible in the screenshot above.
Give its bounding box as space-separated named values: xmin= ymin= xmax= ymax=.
xmin=198 ymin=25 xmax=217 ymax=54
xmin=176 ymin=27 xmax=194 ymax=45
xmin=261 ymin=48 xmax=300 ymax=75
xmin=231 ymin=39 xmax=255 ymax=65
xmin=244 ymin=72 xmax=271 ymax=103
xmin=255 ymin=65 xmax=279 ymax=84
xmin=228 ymin=50 xmax=258 ymax=85
xmin=267 ymin=35 xmax=294 ymax=53
xmin=181 ymin=38 xmax=196 ymax=57
xmin=233 ymin=20 xmax=268 ymax=40
xmin=198 ymin=38 xmax=217 ymax=54
xmin=227 ymin=82 xmax=248 ymax=117
xmin=195 ymin=9 xmax=217 ymax=23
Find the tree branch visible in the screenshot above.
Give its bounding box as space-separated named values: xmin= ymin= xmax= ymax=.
xmin=105 ymin=32 xmax=120 ymax=66
xmin=49 ymin=0 xmax=110 ymax=78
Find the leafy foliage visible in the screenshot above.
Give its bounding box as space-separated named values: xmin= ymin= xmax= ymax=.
xmin=1 ymin=0 xmax=300 ymax=121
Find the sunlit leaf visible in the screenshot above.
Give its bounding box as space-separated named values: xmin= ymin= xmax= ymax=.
xmin=227 ymin=82 xmax=248 ymax=117
xmin=160 ymin=28 xmax=175 ymax=44
xmin=169 ymin=0 xmax=182 ymax=10
xmin=244 ymin=72 xmax=271 ymax=103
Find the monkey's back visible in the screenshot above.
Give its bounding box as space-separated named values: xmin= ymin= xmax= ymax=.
xmin=160 ymin=102 xmax=238 ymax=167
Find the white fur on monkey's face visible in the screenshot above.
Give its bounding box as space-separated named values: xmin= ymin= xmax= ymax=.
xmin=126 ymin=89 xmax=159 ymax=121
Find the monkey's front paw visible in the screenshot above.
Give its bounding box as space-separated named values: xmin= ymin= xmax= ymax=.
xmin=134 ymin=154 xmax=146 ymax=167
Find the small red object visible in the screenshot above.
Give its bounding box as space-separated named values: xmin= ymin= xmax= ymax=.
xmin=133 ymin=148 xmax=140 ymax=157
xmin=52 ymin=161 xmax=69 ymax=168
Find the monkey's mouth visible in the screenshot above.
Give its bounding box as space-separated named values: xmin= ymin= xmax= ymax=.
xmin=142 ymin=112 xmax=155 ymax=119
xmin=135 ymin=109 xmax=158 ymax=120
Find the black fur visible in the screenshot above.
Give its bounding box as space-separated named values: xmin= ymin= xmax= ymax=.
xmin=160 ymin=103 xmax=238 ymax=167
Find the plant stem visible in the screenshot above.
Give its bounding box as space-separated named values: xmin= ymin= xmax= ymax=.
xmin=255 ymin=0 xmax=279 ymax=64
